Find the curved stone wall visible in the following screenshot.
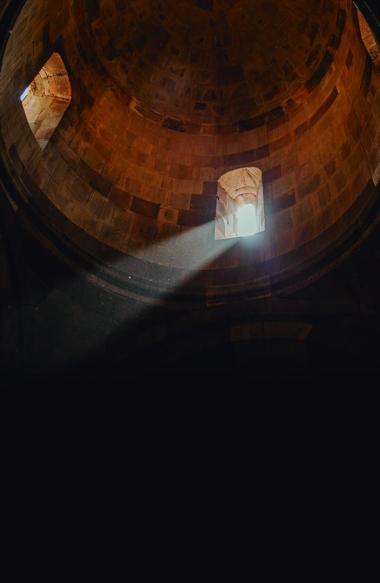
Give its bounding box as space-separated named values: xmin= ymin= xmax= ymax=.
xmin=1 ymin=0 xmax=380 ymax=299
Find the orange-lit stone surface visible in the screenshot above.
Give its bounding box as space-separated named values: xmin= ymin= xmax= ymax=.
xmin=357 ymin=8 xmax=380 ymax=70
xmin=21 ymin=52 xmax=71 ymax=149
xmin=1 ymin=0 xmax=380 ymax=296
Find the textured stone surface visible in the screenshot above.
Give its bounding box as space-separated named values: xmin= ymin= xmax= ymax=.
xmin=0 ymin=0 xmax=380 ymax=294
xmin=2 ymin=0 xmax=380 ymax=384
xmin=87 ymin=0 xmax=342 ymax=127
xmin=357 ymin=9 xmax=380 ymax=70
xmin=20 ymin=52 xmax=71 ymax=149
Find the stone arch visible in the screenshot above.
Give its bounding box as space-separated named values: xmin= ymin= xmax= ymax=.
xmin=21 ymin=52 xmax=71 ymax=150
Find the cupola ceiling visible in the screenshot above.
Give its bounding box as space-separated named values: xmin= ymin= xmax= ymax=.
xmin=85 ymin=0 xmax=342 ymax=126
xmin=1 ymin=0 xmax=380 ymax=300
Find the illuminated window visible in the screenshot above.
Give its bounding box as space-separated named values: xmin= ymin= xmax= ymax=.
xmin=215 ymin=167 xmax=265 ymax=240
xmin=356 ymin=6 xmax=380 ymax=71
xmin=20 ymin=53 xmax=71 ymax=150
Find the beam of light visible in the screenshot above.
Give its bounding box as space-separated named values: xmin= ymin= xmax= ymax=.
xmin=20 ymin=86 xmax=30 ymax=101
xmin=54 ymin=218 xmax=239 ymax=366
xmin=140 ymin=219 xmax=238 ymax=289
xmin=76 ymin=210 xmax=263 ymax=311
xmin=103 ymin=208 xmax=266 ymax=326
xmin=236 ymin=203 xmax=257 ymax=237
xmin=93 ymin=219 xmax=239 ymax=308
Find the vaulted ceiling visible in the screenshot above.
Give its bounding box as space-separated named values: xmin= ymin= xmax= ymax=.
xmin=83 ymin=0 xmax=342 ymax=126
xmin=1 ymin=0 xmax=380 ymax=300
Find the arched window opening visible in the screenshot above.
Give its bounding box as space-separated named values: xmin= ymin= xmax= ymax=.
xmin=20 ymin=53 xmax=71 ymax=150
xmin=356 ymin=6 xmax=380 ymax=71
xmin=215 ymin=167 xmax=265 ymax=240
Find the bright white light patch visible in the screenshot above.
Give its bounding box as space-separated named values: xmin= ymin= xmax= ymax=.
xmin=236 ymin=203 xmax=257 ymax=237
xmin=20 ymin=87 xmax=30 ymax=101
